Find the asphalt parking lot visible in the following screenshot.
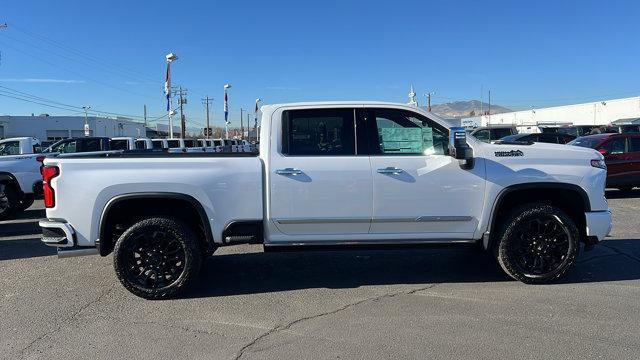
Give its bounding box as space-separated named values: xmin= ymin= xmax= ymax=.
xmin=1 ymin=194 xmax=639 ymax=360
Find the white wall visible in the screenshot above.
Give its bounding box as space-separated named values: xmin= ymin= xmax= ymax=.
xmin=463 ymin=96 xmax=640 ymax=127
xmin=0 ymin=115 xmax=146 ymax=140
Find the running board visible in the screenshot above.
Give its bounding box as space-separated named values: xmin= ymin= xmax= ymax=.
xmin=263 ymin=239 xmax=477 ymax=252
xmin=57 ymin=247 xmax=99 ymax=258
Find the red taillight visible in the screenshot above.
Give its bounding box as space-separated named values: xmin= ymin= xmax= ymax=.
xmin=42 ymin=166 xmax=59 ymax=208
xmin=598 ymin=148 xmax=608 ymax=155
xmin=36 ymin=156 xmax=46 ymax=175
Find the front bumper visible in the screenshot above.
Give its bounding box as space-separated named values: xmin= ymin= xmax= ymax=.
xmin=584 ymin=210 xmax=612 ymax=243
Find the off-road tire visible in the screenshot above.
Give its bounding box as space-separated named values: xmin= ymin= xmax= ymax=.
xmin=113 ymin=217 xmax=202 ymax=299
xmin=0 ymin=184 xmax=19 ymax=220
xmin=494 ymin=203 xmax=579 ymax=284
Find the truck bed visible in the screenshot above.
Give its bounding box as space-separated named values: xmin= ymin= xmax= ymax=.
xmin=44 ymin=153 xmax=264 ymax=247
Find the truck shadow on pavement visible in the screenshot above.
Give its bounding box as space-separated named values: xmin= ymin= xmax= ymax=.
xmin=183 ymin=240 xmax=640 ymax=298
xmin=0 ymin=237 xmax=56 ymax=261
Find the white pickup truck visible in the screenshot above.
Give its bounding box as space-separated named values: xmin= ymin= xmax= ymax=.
xmin=39 ymin=102 xmax=612 ymax=299
xmin=0 ymin=137 xmax=44 ymax=219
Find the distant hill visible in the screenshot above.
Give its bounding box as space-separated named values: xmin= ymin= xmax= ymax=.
xmin=422 ymin=100 xmax=511 ymax=119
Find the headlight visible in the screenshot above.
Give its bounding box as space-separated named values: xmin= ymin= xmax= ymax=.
xmin=591 ymin=159 xmax=606 ymax=170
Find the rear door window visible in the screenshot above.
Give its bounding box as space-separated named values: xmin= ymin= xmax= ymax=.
xmin=167 ymin=140 xmax=181 ymax=148
xmin=135 ymin=140 xmax=147 ymax=149
xmin=628 ymin=137 xmax=640 ymax=152
xmin=83 ymin=139 xmax=103 ymax=152
xmin=110 ymin=139 xmax=128 ymax=150
xmin=183 ymin=140 xmax=197 ymax=147
xmin=282 ymin=108 xmax=356 ymax=156
xmin=603 ymin=138 xmax=626 ymax=154
xmin=152 ymin=140 xmax=164 ymax=149
xmin=0 ymin=141 xmax=20 ymax=155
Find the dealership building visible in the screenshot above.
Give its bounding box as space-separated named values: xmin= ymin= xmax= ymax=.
xmin=0 ymin=114 xmax=180 ymax=141
xmin=462 ymin=96 xmax=640 ymax=130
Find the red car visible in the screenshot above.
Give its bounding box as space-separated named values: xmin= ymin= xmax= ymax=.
xmin=569 ymin=133 xmax=640 ymax=191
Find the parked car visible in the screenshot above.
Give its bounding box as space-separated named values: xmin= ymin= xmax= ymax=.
xmin=557 ymin=125 xmax=617 ymax=137
xmin=39 ymin=102 xmax=612 ymax=299
xmin=469 ymin=125 xmax=517 ymax=142
xmin=568 ymin=133 xmax=640 ymax=191
xmin=44 ymin=137 xmax=110 ymax=154
xmin=499 ymin=132 xmax=576 ymax=144
xmin=0 ymin=137 xmax=44 ymax=219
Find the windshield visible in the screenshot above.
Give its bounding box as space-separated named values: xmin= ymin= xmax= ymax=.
xmin=567 ymin=137 xmax=602 ymax=148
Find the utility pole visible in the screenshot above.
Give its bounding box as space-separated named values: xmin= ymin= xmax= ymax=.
xmin=246 ymin=113 xmax=250 ymax=141
xmin=488 ymin=89 xmax=492 ymax=124
xmin=202 ymin=96 xmax=213 ymax=139
xmin=240 ymin=108 xmax=244 ymax=140
xmin=425 ymin=92 xmax=435 ymax=112
xmin=173 ymin=86 xmax=187 ymax=138
xmin=143 ymin=105 xmax=147 ymax=127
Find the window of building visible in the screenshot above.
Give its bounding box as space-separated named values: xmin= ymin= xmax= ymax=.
xmin=282 ymin=108 xmax=356 ymax=156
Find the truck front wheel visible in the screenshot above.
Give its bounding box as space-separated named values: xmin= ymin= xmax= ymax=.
xmin=495 ymin=204 xmax=579 ymax=284
xmin=113 ymin=217 xmax=202 ymax=299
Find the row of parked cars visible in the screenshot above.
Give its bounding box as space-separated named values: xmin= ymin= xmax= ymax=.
xmin=44 ymin=136 xmax=255 ymax=154
xmin=469 ymin=124 xmax=640 ymax=192
xmin=0 ymin=136 xmax=256 ymax=220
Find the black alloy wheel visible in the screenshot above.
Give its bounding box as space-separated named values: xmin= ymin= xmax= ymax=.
xmin=114 ymin=217 xmax=202 ymax=299
xmin=495 ymin=204 xmax=579 ymax=284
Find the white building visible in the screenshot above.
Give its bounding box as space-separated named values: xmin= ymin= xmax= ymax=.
xmin=0 ymin=115 xmax=147 ymax=141
xmin=462 ymin=96 xmax=640 ymax=129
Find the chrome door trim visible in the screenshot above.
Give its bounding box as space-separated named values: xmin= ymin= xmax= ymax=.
xmin=371 ymin=216 xmax=473 ymax=223
xmin=275 ymin=217 xmax=371 ymax=224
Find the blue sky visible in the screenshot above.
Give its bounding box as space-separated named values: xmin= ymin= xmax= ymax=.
xmin=1 ymin=0 xmax=639 ymax=127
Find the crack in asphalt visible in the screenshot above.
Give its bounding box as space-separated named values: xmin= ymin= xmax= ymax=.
xmin=601 ymin=244 xmax=640 ymax=264
xmin=18 ymin=282 xmax=117 ymax=358
xmin=232 ymin=284 xmax=437 ymax=360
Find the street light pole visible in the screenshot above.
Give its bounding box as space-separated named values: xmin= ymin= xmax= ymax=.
xmin=165 ymin=53 xmax=178 ymax=138
xmin=82 ymin=106 xmax=91 ymax=137
xmin=224 ymin=84 xmax=231 ymax=139
xmin=424 ymin=92 xmax=435 ymax=112
xmin=255 ymin=98 xmax=262 ymax=142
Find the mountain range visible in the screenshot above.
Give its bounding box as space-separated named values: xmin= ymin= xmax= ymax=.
xmin=421 ymin=100 xmax=511 ymax=118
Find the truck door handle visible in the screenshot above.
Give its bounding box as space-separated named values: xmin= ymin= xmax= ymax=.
xmin=377 ymin=167 xmax=404 ymax=174
xmin=276 ymin=168 xmax=303 ymax=176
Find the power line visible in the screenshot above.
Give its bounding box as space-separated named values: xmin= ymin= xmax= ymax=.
xmin=8 ymin=23 xmax=159 ymax=84
xmin=0 ymin=39 xmax=158 ymax=100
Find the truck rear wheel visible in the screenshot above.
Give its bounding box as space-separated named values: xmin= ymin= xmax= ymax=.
xmin=494 ymin=204 xmax=579 ymax=284
xmin=0 ymin=184 xmax=19 ymax=220
xmin=113 ymin=217 xmax=202 ymax=299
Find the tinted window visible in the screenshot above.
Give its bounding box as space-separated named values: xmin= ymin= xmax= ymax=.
xmin=568 ymin=137 xmax=603 ymax=148
xmin=603 ymin=138 xmax=626 ymax=154
xmin=152 ymin=140 xmax=164 ymax=149
xmin=473 ymin=129 xmax=490 ymax=142
xmin=368 ymin=109 xmax=448 ymax=155
xmin=537 ymin=133 xmax=559 ymax=143
xmin=213 ymin=140 xmax=222 ymax=146
xmin=135 ymin=140 xmax=146 ymax=150
xmin=282 ymin=108 xmax=355 ymax=156
xmin=54 ymin=140 xmax=77 ymax=153
xmin=628 ymin=137 xmax=640 ymax=152
xmin=491 ymin=128 xmax=515 ymax=139
xmin=33 ymin=144 xmax=42 ymax=153
xmin=0 ymin=141 xmax=20 ymax=156
xmin=183 ymin=140 xmax=197 ymax=147
xmin=83 ymin=139 xmax=104 ymax=152
xmin=110 ymin=139 xmax=128 ymax=150
xmin=167 ymin=140 xmax=181 ymax=148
